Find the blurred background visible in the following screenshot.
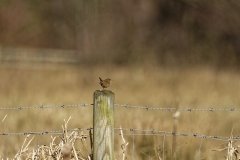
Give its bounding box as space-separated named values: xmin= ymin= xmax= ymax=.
xmin=0 ymin=0 xmax=240 ymax=159
xmin=0 ymin=0 xmax=240 ymax=67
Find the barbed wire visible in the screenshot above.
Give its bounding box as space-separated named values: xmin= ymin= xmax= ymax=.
xmin=0 ymin=104 xmax=238 ymax=140
xmin=115 ymin=128 xmax=240 ymax=141
xmin=115 ymin=104 xmax=240 ymax=112
xmin=0 ymin=103 xmax=240 ymax=112
xmin=1 ymin=102 xmax=237 ymax=159
xmin=0 ymin=103 xmax=93 ymax=110
xmin=1 ymin=127 xmax=239 ymax=141
xmin=0 ymin=128 xmax=92 ymax=136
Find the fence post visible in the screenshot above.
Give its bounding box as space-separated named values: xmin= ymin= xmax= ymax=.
xmin=93 ymin=90 xmax=115 ymax=160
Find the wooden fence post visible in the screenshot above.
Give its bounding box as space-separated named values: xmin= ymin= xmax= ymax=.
xmin=93 ymin=90 xmax=115 ymax=160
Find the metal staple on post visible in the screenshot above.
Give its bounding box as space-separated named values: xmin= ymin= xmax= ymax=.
xmin=93 ymin=90 xmax=115 ymax=160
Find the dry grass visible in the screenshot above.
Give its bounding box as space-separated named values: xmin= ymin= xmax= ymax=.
xmin=7 ymin=117 xmax=92 ymax=160
xmin=1 ymin=62 xmax=240 ymax=159
xmin=212 ymin=128 xmax=240 ymax=160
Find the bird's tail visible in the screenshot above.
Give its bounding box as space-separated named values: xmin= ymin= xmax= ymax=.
xmin=99 ymin=77 xmax=103 ymax=81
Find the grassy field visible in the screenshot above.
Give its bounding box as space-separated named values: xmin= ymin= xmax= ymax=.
xmin=0 ymin=62 xmax=240 ymax=159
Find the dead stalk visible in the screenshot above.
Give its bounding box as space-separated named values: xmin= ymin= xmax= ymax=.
xmin=120 ymin=125 xmax=129 ymax=160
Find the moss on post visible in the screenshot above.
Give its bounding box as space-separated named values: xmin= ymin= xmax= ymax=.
xmin=93 ymin=90 xmax=115 ymax=160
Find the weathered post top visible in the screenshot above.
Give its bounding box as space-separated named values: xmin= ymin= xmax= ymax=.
xmin=94 ymin=90 xmax=114 ymax=97
xmin=93 ymin=90 xmax=115 ymax=160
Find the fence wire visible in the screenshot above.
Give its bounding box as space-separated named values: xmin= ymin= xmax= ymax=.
xmin=115 ymin=128 xmax=240 ymax=141
xmin=115 ymin=104 xmax=240 ymax=112
xmin=0 ymin=103 xmax=93 ymax=110
xmin=0 ymin=127 xmax=239 ymax=141
xmin=1 ymin=102 xmax=238 ymax=159
xmin=0 ymin=103 xmax=239 ymax=143
xmin=0 ymin=103 xmax=240 ymax=112
xmin=0 ymin=128 xmax=92 ymax=136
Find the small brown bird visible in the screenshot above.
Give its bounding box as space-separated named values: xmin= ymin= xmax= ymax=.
xmin=99 ymin=77 xmax=112 ymax=90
